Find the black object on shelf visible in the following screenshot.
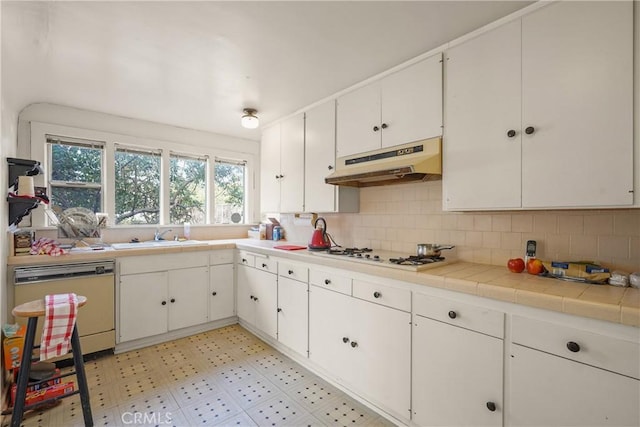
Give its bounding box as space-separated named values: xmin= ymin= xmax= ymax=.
xmin=7 ymin=197 xmax=41 ymax=227
xmin=7 ymin=158 xmax=43 ymax=192
xmin=7 ymin=158 xmax=45 ymax=226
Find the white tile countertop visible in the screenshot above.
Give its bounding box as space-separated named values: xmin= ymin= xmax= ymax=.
xmin=7 ymin=238 xmax=639 ymax=327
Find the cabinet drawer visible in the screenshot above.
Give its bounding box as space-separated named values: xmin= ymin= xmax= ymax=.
xmin=237 ymin=251 xmax=255 ymax=268
xmin=309 ymin=269 xmax=352 ymax=295
xmin=278 ymin=261 xmax=308 ymax=283
xmin=512 ymin=315 xmax=640 ymax=379
xmin=255 ymin=254 xmax=277 ymax=274
xmin=414 ymin=293 xmax=504 ymax=339
xmin=352 ymin=280 xmax=411 ymax=312
xmin=119 ymin=252 xmax=208 ymax=275
xmin=210 ymin=249 xmax=234 ymax=265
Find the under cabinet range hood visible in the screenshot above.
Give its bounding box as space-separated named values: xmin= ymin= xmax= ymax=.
xmin=325 ymin=137 xmax=442 ymax=187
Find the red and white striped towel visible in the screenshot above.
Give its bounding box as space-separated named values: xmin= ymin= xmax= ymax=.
xmin=40 ymin=293 xmax=78 ymax=361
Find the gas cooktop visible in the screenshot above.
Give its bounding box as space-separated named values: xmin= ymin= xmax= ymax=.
xmin=309 ymin=247 xmax=453 ymax=271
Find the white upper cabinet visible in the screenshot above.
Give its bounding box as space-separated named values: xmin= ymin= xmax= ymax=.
xmin=443 ymin=20 xmax=522 ymax=210
xmin=380 ymin=54 xmax=443 ymax=149
xmin=304 ymin=100 xmax=359 ymax=213
xmin=260 ymin=113 xmax=305 ymax=213
xmin=520 ymin=1 xmax=633 ymax=208
xmin=337 ymin=54 xmax=443 ymax=158
xmin=443 ymin=1 xmax=634 ymax=210
xmin=260 ymin=124 xmax=281 ymax=213
xmin=279 ymin=114 xmax=305 ymax=212
xmin=336 ymin=83 xmax=381 ymax=157
xmin=305 ymin=100 xmax=339 ymax=212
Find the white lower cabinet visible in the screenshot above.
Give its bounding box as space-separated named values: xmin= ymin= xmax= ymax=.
xmin=509 ymin=316 xmax=640 ymax=426
xmin=310 ymin=284 xmax=411 ymax=419
xmin=119 ymin=267 xmax=208 ymax=342
xmin=209 ymin=250 xmax=235 ymax=321
xmin=277 ymin=261 xmax=309 ymax=357
xmin=236 ymin=262 xmax=278 ymax=340
xmin=120 ymin=271 xmax=169 ymax=342
xmin=509 ymin=344 xmax=639 ymax=426
xmin=412 ymin=316 xmax=503 ymax=426
xmin=412 ymin=293 xmax=504 ymax=426
xmin=167 ymin=267 xmax=209 ymax=330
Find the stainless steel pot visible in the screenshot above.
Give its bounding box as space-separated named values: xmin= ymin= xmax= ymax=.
xmin=417 ymin=243 xmax=455 ymax=257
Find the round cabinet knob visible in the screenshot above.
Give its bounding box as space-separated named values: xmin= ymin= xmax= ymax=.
xmin=567 ymin=341 xmax=581 ymax=353
xmin=254 ymin=297 xmax=259 ymax=302
xmin=279 ymin=174 xmax=284 ymax=178
xmin=350 ymin=341 xmax=358 ymax=348
xmin=212 ymin=291 xmax=217 ymax=296
xmin=250 ymin=295 xmax=255 ymax=300
xmin=242 ymin=258 xmax=247 ymax=263
xmin=507 ymin=129 xmax=516 ymax=138
xmin=342 ymin=337 xmax=349 ymax=343
xmin=381 ymin=123 xmax=388 ymax=129
xmin=328 ymin=165 xmax=334 ymax=170
xmin=324 ymin=279 xmax=331 ymax=285
xmin=486 ymin=402 xmax=497 ymax=412
xmin=275 ymin=175 xmax=280 ymax=179
xmin=373 ymin=292 xmax=381 ymax=299
xmin=525 ymin=126 xmax=535 ymax=135
xmin=373 ymin=126 xmax=380 ymax=132
xmin=170 ymin=298 xmax=176 ymax=303
xmin=277 ymin=308 xmax=282 ymax=313
xmin=288 ymin=270 xmax=294 ymax=275
xmin=448 ymin=310 xmax=457 ymax=319
xmin=262 ymin=263 xmax=267 ymax=268
xmin=161 ymin=301 xmax=167 ymax=306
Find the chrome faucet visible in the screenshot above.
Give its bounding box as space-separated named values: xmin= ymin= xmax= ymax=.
xmin=154 ymin=228 xmax=172 ymax=241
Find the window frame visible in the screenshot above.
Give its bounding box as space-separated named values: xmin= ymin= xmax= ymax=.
xmin=46 ymin=135 xmax=105 ymax=215
xmin=28 ymin=121 xmax=256 ymax=228
xmin=114 ymin=144 xmax=162 ymax=225
xmin=169 ymin=151 xmax=209 ymax=225
xmin=213 ymin=157 xmax=248 ymax=225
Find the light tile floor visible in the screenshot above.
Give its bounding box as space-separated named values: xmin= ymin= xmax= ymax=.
xmin=5 ymin=325 xmax=394 ymax=427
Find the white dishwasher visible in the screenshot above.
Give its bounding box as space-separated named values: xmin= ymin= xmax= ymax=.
xmin=12 ymin=260 xmax=116 ymax=355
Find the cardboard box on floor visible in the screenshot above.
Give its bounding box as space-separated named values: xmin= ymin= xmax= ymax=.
xmin=3 ymin=325 xmax=26 ymax=370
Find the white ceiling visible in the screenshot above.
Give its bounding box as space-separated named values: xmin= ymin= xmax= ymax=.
xmin=2 ymin=1 xmax=532 ymax=141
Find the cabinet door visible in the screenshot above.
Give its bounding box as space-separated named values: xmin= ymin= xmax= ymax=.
xmin=350 ymin=298 xmax=411 ymax=419
xmin=443 ymin=19 xmax=522 ymax=210
xmin=277 ymin=276 xmax=308 ymax=357
xmin=509 ymin=344 xmax=640 ymax=426
xmin=279 ymin=113 xmax=305 ymax=212
xmin=209 ymin=264 xmax=235 ymax=321
xmin=252 ymin=269 xmax=278 ymax=340
xmin=168 ymin=266 xmax=209 ymax=331
xmin=381 ymin=54 xmax=442 ymax=149
xmin=260 ymin=124 xmax=281 ymax=213
xmin=309 ymin=286 xmax=354 ymax=382
xmin=119 ymin=272 xmax=168 ymax=342
xmin=304 ymin=100 xmax=336 ymax=212
xmin=412 ymin=316 xmax=503 ymax=426
xmin=336 ymin=82 xmax=381 ymax=158
xmin=236 ymin=264 xmax=255 ymax=325
xmin=521 ymin=1 xmax=633 ymax=208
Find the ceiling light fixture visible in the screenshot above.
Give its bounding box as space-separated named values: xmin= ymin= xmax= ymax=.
xmin=241 ymin=108 xmax=259 ymax=129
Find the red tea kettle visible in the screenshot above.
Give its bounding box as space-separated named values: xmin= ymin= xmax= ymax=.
xmin=308 ymin=217 xmax=332 ymax=250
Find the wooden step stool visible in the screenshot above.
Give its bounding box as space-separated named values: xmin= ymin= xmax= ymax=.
xmin=10 ymin=296 xmax=93 ymax=427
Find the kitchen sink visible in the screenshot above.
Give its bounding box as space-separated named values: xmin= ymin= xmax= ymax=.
xmin=111 ymin=240 xmax=206 ymax=250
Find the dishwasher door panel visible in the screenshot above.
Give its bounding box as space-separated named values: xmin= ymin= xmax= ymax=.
xmin=13 ymin=274 xmax=115 ymax=347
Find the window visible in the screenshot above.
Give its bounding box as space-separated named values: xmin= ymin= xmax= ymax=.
xmin=214 ymin=159 xmax=246 ymax=224
xmin=115 ymin=146 xmax=161 ymax=224
xmin=47 ymin=136 xmax=103 ymax=212
xmin=170 ymin=153 xmax=207 ymax=224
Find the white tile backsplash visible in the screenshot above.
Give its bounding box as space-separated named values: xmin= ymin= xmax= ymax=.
xmin=280 ymin=181 xmax=639 ymax=272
